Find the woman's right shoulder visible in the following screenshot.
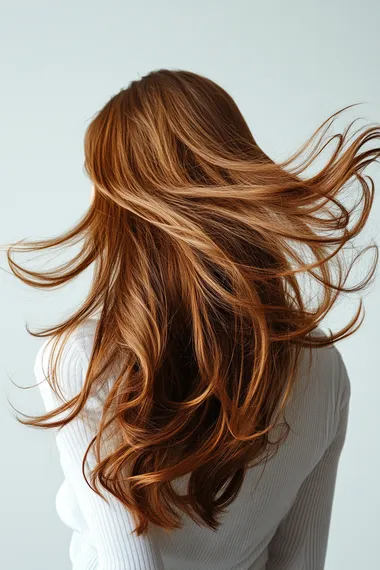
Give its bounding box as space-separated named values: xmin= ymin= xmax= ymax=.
xmin=279 ymin=327 xmax=352 ymax=453
xmin=289 ymin=327 xmax=351 ymax=439
xmin=306 ymin=327 xmax=351 ymax=412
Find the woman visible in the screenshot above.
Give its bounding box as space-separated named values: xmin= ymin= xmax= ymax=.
xmin=8 ymin=69 xmax=379 ymax=569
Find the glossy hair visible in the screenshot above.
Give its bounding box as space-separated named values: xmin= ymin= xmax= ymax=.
xmin=7 ymin=69 xmax=379 ymax=536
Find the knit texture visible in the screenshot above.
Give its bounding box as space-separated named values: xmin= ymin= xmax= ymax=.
xmin=35 ymin=319 xmax=350 ymax=570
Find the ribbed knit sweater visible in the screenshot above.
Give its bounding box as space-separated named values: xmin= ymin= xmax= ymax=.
xmin=35 ymin=319 xmax=350 ymax=570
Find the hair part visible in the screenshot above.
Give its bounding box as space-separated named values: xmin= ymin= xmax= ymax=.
xmin=7 ymin=68 xmax=379 ymax=535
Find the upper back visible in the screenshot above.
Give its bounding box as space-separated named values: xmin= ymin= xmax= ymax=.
xmin=78 ymin=320 xmax=350 ymax=569
xmin=37 ymin=319 xmax=350 ymax=570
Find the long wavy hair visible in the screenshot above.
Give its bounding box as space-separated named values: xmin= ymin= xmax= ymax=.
xmin=7 ymin=69 xmax=379 ymax=536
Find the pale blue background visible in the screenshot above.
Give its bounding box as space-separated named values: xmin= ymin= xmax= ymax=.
xmin=0 ymin=1 xmax=379 ymax=569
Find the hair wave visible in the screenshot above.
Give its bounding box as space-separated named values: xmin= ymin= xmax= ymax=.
xmin=7 ymin=69 xmax=379 ymax=535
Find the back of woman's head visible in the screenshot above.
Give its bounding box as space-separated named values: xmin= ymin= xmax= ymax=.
xmin=8 ymin=69 xmax=379 ymax=535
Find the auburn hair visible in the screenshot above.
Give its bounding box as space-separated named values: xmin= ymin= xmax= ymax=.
xmin=7 ymin=69 xmax=379 ymax=536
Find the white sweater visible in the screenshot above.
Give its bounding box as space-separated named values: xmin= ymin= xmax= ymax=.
xmin=35 ymin=319 xmax=350 ymax=570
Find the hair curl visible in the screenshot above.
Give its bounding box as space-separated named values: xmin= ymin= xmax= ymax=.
xmin=7 ymin=69 xmax=379 ymax=536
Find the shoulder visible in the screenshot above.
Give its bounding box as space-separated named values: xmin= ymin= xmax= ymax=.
xmin=287 ymin=327 xmax=351 ymax=447
xmin=278 ymin=328 xmax=351 ymax=458
xmin=305 ymin=327 xmax=351 ymax=411
xmin=34 ymin=319 xmax=98 ymax=410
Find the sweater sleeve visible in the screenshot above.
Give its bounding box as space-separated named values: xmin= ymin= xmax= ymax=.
xmin=266 ymin=351 xmax=351 ymax=570
xmin=35 ymin=334 xmax=165 ymax=570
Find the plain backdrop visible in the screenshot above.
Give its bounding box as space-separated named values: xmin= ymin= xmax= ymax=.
xmin=0 ymin=1 xmax=379 ymax=569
